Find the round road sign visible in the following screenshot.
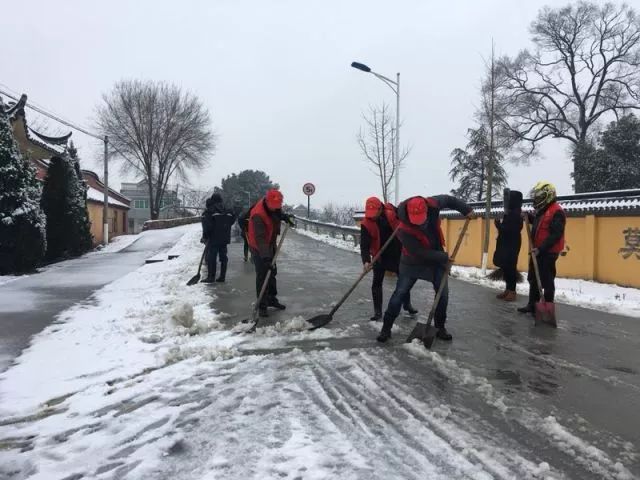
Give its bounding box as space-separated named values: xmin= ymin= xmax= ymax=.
xmin=303 ymin=183 xmax=316 ymax=196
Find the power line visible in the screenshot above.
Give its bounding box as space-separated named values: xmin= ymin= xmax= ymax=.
xmin=0 ymin=86 xmax=102 ymax=141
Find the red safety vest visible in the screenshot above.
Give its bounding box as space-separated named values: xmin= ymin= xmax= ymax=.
xmin=533 ymin=202 xmax=565 ymax=253
xmin=398 ymin=197 xmax=446 ymax=257
xmin=361 ymin=207 xmax=398 ymax=257
xmin=247 ymin=199 xmax=277 ymax=252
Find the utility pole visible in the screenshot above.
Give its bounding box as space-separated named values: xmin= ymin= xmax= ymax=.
xmin=103 ymin=136 xmax=109 ymax=246
xmin=482 ymin=42 xmax=496 ymax=274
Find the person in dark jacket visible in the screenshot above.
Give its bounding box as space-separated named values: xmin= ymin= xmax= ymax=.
xmin=201 ymin=193 xmax=236 ymax=283
xmin=360 ymin=196 xmax=417 ymax=320
xmin=493 ymin=189 xmax=523 ymax=301
xmin=238 ymin=209 xmax=250 ymax=262
xmin=247 ymin=189 xmax=294 ymax=317
xmin=377 ymin=195 xmax=474 ymax=343
xmin=518 ymin=181 xmax=566 ymax=314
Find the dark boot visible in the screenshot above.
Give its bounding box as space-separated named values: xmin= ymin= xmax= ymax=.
xmin=403 ymin=304 xmax=418 ymax=315
xmin=201 ymin=276 xmax=215 ymax=284
xmin=517 ymin=304 xmax=535 ymax=314
xmin=370 ymin=312 xmax=382 ymax=321
xmin=215 ymin=263 xmax=227 ymax=282
xmin=268 ymin=297 xmax=286 ymax=310
xmin=436 ymin=327 xmax=453 ymax=341
xmin=376 ymin=314 xmax=395 ymax=343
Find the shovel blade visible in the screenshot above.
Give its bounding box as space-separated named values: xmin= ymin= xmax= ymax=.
xmin=535 ymin=301 xmax=557 ymax=328
xmin=186 ymin=273 xmax=201 ymax=286
xmin=405 ymin=322 xmax=438 ymax=349
xmin=307 ymin=314 xmax=333 ymax=330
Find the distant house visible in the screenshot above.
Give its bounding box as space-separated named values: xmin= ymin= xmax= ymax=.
xmin=291 ymin=204 xmax=309 ymax=218
xmin=120 ymin=180 xmax=182 ymax=233
xmin=6 ymin=94 xmax=130 ymax=245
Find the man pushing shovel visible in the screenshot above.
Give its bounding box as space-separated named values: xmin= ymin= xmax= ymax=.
xmin=377 ymin=194 xmax=475 ymax=343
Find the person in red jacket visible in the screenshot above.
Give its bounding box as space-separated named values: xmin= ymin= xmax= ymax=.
xmin=377 ymin=194 xmax=474 ymax=343
xmin=360 ymin=197 xmax=417 ymax=320
xmin=518 ymin=181 xmax=566 ymax=315
xmin=247 ymin=189 xmax=293 ymax=317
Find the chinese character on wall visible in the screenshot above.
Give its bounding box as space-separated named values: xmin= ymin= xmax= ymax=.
xmin=619 ymin=227 xmax=640 ymax=259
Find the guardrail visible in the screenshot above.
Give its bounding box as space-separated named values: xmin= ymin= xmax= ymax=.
xmin=294 ymin=216 xmax=361 ymax=247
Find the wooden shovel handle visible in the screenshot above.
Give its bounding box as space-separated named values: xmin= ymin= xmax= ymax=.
xmin=524 ymin=215 xmax=544 ymax=299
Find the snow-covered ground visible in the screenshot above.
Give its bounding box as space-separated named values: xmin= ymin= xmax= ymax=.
xmin=92 ymin=233 xmax=141 ymax=254
xmin=295 ymin=227 xmax=359 ymax=254
xmin=296 ymin=226 xmax=640 ymax=319
xmin=1 ymin=225 xmax=638 ymax=479
xmin=451 ymin=266 xmax=640 ymax=319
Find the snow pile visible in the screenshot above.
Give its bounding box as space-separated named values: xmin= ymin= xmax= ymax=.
xmin=171 ymin=302 xmax=194 ymax=328
xmin=295 ymin=227 xmax=360 ymax=254
xmin=451 ymin=265 xmax=640 ymax=318
xmin=93 ymin=232 xmax=140 ymax=253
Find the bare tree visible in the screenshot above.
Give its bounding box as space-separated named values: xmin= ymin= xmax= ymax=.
xmin=179 ymin=186 xmax=214 ymax=216
xmin=499 ymin=2 xmax=640 ymax=190
xmin=357 ymin=103 xmax=409 ymax=203
xmin=96 ymin=80 xmax=216 ymax=219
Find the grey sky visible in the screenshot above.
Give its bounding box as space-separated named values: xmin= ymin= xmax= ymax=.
xmin=2 ymin=0 xmax=597 ymax=208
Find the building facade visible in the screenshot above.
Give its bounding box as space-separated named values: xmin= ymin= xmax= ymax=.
xmin=120 ymin=181 xmax=182 ymax=233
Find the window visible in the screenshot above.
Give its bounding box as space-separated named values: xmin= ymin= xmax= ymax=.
xmin=134 ymin=199 xmax=149 ymax=209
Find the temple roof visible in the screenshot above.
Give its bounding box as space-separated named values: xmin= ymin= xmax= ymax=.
xmin=4 ymin=94 xmax=72 ymax=160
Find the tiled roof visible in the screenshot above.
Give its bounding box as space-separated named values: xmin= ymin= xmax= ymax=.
xmin=441 ymin=189 xmax=640 ymax=218
xmin=354 ymin=189 xmax=640 ymax=220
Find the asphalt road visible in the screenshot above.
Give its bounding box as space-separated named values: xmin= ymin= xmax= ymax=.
xmin=194 ymin=230 xmax=640 ymax=479
xmin=0 ymin=228 xmax=186 ymax=373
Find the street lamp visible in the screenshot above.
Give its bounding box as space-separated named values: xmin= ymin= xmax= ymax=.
xmin=351 ymin=61 xmax=401 ymax=204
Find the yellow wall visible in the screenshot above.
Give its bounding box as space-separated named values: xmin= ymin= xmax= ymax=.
xmin=87 ymin=203 xmax=128 ymax=246
xmin=445 ymin=215 xmax=640 ymax=288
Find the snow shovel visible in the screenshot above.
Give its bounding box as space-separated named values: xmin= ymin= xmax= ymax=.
xmin=406 ymin=217 xmax=471 ymax=349
xmin=244 ymin=224 xmax=289 ymax=333
xmin=524 ymin=216 xmax=557 ymax=328
xmin=187 ymin=244 xmax=208 ymax=286
xmin=307 ymin=226 xmax=400 ymax=330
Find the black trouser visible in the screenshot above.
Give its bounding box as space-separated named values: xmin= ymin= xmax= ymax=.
xmin=207 ymin=244 xmax=228 ymax=280
xmin=242 ymin=234 xmax=249 ymax=260
xmin=252 ymin=253 xmax=278 ymax=307
xmin=527 ymin=253 xmax=558 ymax=304
xmin=371 ymin=264 xmax=412 ymax=314
xmin=503 ymin=265 xmax=518 ymax=291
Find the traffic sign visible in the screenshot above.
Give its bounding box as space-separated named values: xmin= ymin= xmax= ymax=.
xmin=303 ymin=183 xmax=316 ymax=196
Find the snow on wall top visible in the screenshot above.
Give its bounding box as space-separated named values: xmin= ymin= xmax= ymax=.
xmin=87 ymin=186 xmax=129 ymax=209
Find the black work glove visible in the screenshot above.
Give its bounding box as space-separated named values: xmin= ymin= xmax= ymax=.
xmin=282 ymin=213 xmax=296 ymax=227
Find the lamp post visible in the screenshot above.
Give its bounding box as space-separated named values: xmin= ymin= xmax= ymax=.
xmin=351 ymin=61 xmax=401 ymax=204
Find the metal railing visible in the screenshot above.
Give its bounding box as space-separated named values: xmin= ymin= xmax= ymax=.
xmin=294 ymin=216 xmax=361 ymax=247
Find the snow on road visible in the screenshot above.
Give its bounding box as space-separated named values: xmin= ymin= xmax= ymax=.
xmin=0 ymin=226 xmax=637 ymax=479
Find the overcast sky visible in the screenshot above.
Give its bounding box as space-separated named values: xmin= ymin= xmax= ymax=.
xmin=2 ymin=0 xmax=588 ymax=208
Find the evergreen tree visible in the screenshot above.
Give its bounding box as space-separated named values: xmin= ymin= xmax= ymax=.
xmin=0 ymin=104 xmax=46 ymax=274
xmin=41 ymin=148 xmax=93 ymax=260
xmin=573 ymin=115 xmax=640 ymax=192
xmin=449 ymin=126 xmax=507 ymax=201
xmin=216 ymin=170 xmax=279 ymax=215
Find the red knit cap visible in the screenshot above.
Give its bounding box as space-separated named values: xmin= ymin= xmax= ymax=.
xmin=364 ymin=197 xmax=383 ymax=219
xmin=265 ymin=189 xmax=283 ymax=210
xmin=406 ymin=197 xmax=427 ymax=225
